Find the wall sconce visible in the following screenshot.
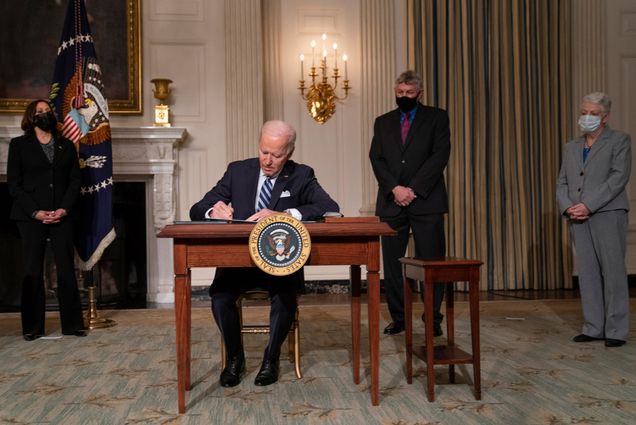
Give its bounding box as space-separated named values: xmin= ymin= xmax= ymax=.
xmin=298 ymin=34 xmax=351 ymax=124
xmin=151 ymin=78 xmax=172 ymax=127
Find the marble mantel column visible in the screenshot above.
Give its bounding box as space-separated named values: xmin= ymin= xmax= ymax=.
xmin=110 ymin=127 xmax=186 ymax=232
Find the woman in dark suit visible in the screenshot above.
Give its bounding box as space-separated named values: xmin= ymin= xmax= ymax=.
xmin=7 ymin=99 xmax=87 ymax=341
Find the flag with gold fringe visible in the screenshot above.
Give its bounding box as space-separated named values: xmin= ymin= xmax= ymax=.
xmin=49 ymin=0 xmax=115 ymax=270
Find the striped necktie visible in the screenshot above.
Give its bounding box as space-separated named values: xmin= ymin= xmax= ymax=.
xmin=257 ymin=177 xmax=273 ymax=211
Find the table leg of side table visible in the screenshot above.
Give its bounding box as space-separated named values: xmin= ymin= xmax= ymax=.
xmin=446 ymin=282 xmax=455 ymax=384
xmin=425 ymin=272 xmax=435 ymax=402
xmin=470 ymin=272 xmax=481 ymax=400
xmin=367 ymin=268 xmax=380 ymax=406
xmin=404 ymin=275 xmax=413 ymax=383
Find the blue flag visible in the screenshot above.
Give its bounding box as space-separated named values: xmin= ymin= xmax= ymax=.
xmin=49 ymin=0 xmax=115 ymax=270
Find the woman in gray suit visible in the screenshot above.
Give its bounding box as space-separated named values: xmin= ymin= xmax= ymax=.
xmin=557 ymin=92 xmax=631 ymax=347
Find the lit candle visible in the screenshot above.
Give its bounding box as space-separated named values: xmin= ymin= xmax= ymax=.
xmin=333 ymin=43 xmax=338 ymax=68
xmin=343 ymin=53 xmax=348 ymax=79
xmin=299 ymin=54 xmax=304 ymax=79
xmin=321 ymin=34 xmax=327 ymax=63
xmin=310 ymin=40 xmax=316 ymax=67
xmin=321 ymin=49 xmax=327 ymax=71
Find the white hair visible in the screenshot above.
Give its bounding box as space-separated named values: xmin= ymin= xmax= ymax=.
xmin=260 ymin=120 xmax=296 ymax=154
xmin=395 ymin=70 xmax=423 ymax=91
xmin=582 ymin=92 xmax=612 ymax=114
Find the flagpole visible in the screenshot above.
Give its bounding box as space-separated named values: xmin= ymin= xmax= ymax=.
xmin=83 ymin=269 xmax=116 ymax=329
xmin=51 ymin=0 xmax=117 ymax=330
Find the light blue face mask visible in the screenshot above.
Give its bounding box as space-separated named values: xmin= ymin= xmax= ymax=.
xmin=578 ymin=114 xmax=602 ymax=133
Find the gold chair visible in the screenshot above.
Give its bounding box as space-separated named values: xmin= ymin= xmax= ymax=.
xmin=221 ymin=290 xmax=302 ymax=379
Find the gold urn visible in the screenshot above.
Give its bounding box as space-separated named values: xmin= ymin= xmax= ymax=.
xmin=151 ymin=78 xmax=173 ymax=127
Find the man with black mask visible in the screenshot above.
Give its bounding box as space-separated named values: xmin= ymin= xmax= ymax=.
xmin=369 ymin=70 xmax=451 ymax=336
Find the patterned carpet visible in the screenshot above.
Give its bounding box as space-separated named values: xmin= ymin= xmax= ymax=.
xmin=0 ymin=299 xmax=634 ymax=424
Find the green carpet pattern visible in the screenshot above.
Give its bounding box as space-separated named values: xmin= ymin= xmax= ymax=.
xmin=0 ymin=299 xmax=634 ymax=424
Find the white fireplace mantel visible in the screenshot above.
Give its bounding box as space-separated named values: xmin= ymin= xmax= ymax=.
xmin=0 ymin=126 xmax=187 ymax=304
xmin=109 ymin=127 xmax=186 ymax=231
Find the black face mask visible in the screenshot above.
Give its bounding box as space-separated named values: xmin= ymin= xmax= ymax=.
xmin=33 ymin=112 xmax=57 ymax=132
xmin=395 ymin=96 xmax=418 ymax=113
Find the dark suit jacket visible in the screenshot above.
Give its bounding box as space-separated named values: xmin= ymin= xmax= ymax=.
xmin=190 ymin=157 xmax=339 ymax=292
xmin=7 ymin=134 xmax=80 ymax=221
xmin=189 ymin=158 xmax=339 ymax=221
xmin=369 ymin=103 xmax=451 ymax=217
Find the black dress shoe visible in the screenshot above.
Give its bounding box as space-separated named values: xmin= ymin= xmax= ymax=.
xmin=572 ymin=334 xmax=603 ymax=343
xmin=604 ymin=339 xmax=626 ymax=347
xmin=220 ymin=354 xmax=245 ymax=387
xmin=254 ymin=359 xmax=280 ymax=386
xmin=62 ymin=329 xmax=89 ymax=337
xmin=420 ymin=314 xmax=443 ymax=337
xmin=383 ymin=322 xmax=404 ymax=335
xmin=433 ymin=323 xmax=443 ymax=337
xmin=23 ymin=333 xmax=43 ymax=341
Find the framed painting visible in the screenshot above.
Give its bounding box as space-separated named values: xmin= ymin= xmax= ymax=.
xmin=0 ymin=0 xmax=141 ymax=114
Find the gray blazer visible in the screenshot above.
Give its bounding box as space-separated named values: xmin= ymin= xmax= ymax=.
xmin=556 ymin=126 xmax=631 ymax=215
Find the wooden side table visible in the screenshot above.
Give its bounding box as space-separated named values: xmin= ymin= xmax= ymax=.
xmin=400 ymin=257 xmax=483 ymax=402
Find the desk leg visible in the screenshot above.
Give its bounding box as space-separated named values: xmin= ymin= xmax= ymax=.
xmin=367 ymin=267 xmax=380 ymax=406
xmin=350 ymin=265 xmax=361 ymax=385
xmin=404 ymin=275 xmax=413 ymax=384
xmin=185 ymin=268 xmax=192 ymax=390
xmin=174 ymin=243 xmax=191 ymax=414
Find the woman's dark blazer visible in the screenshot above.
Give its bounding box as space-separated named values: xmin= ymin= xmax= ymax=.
xmin=7 ymin=134 xmax=81 ymax=221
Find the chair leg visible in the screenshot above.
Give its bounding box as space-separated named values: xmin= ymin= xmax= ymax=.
xmin=221 ymin=339 xmax=226 ymax=369
xmin=288 ymin=325 xmax=294 ymax=361
xmin=293 ymin=314 xmax=302 ymax=378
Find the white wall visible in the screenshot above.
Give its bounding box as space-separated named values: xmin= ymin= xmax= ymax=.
xmin=279 ymin=0 xmax=362 ymax=218
xmin=114 ymin=0 xmax=231 ymax=291
xmin=279 ymin=0 xmax=363 ymax=279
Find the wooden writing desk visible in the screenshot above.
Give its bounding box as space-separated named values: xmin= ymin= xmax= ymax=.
xmin=158 ymin=218 xmax=395 ymax=413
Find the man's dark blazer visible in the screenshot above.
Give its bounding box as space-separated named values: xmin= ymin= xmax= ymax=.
xmin=369 ymin=103 xmax=451 ymax=217
xmin=190 ymin=157 xmax=339 ymax=291
xmin=7 ymin=134 xmax=80 ymax=221
xmin=189 ymin=158 xmax=339 ymax=221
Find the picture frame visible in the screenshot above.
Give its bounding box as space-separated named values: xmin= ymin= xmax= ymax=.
xmin=0 ymin=0 xmax=141 ymax=114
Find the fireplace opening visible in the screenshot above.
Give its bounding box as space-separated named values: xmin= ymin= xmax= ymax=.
xmin=0 ymin=182 xmax=147 ymax=311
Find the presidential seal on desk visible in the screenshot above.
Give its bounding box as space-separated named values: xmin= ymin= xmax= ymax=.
xmin=249 ymin=214 xmax=311 ymax=276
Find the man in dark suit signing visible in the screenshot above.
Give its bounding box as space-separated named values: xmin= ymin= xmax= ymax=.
xmin=369 ymin=70 xmax=451 ymax=336
xmin=190 ymin=120 xmax=339 ymax=387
